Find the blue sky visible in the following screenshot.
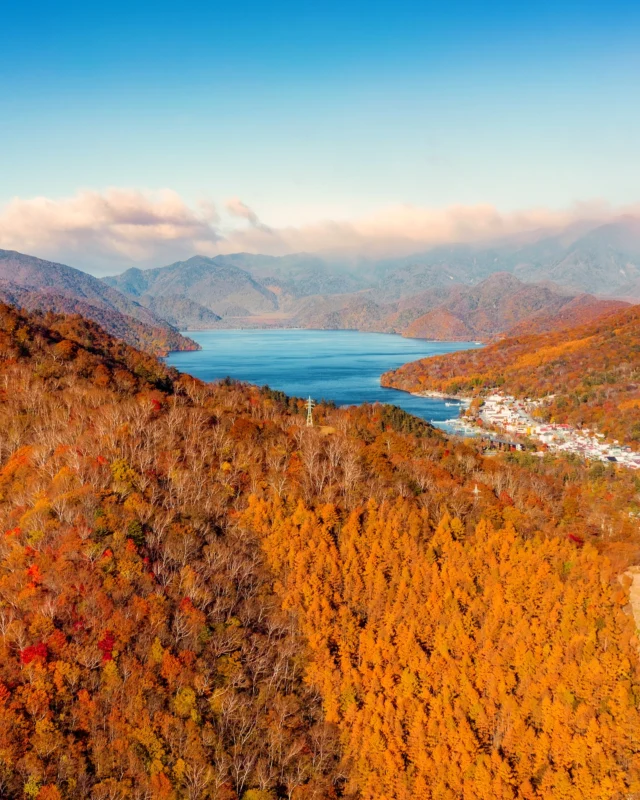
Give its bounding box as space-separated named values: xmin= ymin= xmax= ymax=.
xmin=0 ymin=0 xmax=639 ymax=269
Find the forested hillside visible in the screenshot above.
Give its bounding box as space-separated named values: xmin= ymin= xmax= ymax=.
xmin=0 ymin=306 xmax=342 ymax=800
xmin=383 ymin=305 xmax=640 ymax=446
xmin=2 ymin=304 xmax=640 ymax=798
xmin=0 ymin=251 xmax=198 ymax=356
xmin=0 ymin=281 xmax=195 ymax=356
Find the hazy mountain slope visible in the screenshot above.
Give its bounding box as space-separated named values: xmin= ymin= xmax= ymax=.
xmin=100 ymin=215 xmax=640 ymax=331
xmin=373 ymin=217 xmax=640 ymax=299
xmin=298 ymin=273 xmax=620 ymax=341
xmin=294 ymin=285 xmax=457 ymax=333
xmin=106 ymin=253 xmax=372 ymax=325
xmin=298 ymin=295 xmax=391 ymax=331
xmin=611 ymin=277 xmax=640 ymax=301
xmin=221 ymin=252 xmax=371 ymax=296
xmin=138 ymin=294 xmax=222 ymax=329
xmin=510 ymin=218 xmax=640 ymax=294
xmin=0 ymin=251 xmax=197 ymax=354
xmin=379 ymin=218 xmax=640 ymax=297
xmin=367 ymin=255 xmax=480 ymax=302
xmin=105 ymin=255 xmax=279 ymax=316
xmin=403 ymin=273 xmax=576 ymax=339
xmin=371 ymin=242 xmax=508 ymax=284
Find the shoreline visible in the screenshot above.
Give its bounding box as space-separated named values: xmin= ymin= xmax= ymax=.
xmin=398 ymin=388 xmax=482 ymax=437
xmin=411 ymin=389 xmax=472 ymax=406
xmin=168 ymin=330 xmax=484 ymax=433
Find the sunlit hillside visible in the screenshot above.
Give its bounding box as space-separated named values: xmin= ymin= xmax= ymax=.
xmin=383 ymin=305 xmax=640 ymax=447
xmin=1 ymin=305 xmax=640 ymax=798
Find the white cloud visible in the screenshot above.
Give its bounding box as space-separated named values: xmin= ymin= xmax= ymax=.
xmin=0 ymin=188 xmax=221 ymax=274
xmin=0 ymin=187 xmax=634 ymax=274
xmin=217 ymin=200 xmax=621 ymax=258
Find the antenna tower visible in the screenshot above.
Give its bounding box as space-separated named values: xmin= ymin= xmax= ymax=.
xmin=306 ymin=396 xmax=315 ymax=427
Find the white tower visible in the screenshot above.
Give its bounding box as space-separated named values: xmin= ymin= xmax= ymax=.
xmin=306 ymin=396 xmax=315 ymax=427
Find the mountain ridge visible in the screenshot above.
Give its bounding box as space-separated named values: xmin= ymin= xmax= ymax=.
xmin=294 ymin=273 xmax=628 ymax=340
xmin=101 ymin=216 xmax=640 ymax=334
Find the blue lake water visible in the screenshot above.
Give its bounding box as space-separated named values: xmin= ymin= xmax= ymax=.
xmin=166 ymin=330 xmax=481 ymax=428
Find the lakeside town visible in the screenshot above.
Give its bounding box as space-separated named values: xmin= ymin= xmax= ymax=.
xmin=426 ymin=391 xmax=640 ymax=469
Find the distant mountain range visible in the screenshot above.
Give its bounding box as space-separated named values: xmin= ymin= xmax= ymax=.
xmin=293 ymin=273 xmax=627 ymax=339
xmin=104 ymin=217 xmax=640 ymax=339
xmin=362 ymin=216 xmax=640 ymax=300
xmin=0 ymin=250 xmax=198 ymax=355
xmin=3 ymin=215 xmax=640 ymax=351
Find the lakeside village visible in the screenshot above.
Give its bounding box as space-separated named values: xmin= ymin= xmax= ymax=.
xmin=427 ymin=391 xmax=640 ymax=470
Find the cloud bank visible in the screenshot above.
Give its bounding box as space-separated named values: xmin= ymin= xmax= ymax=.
xmin=0 ymin=189 xmax=221 ymax=274
xmin=0 ymin=187 xmax=631 ymax=274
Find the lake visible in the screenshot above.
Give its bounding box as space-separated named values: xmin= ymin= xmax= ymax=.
xmin=166 ymin=329 xmax=480 ymax=428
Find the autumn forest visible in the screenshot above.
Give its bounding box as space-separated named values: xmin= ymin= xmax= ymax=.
xmin=2 ymin=304 xmax=640 ymax=800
